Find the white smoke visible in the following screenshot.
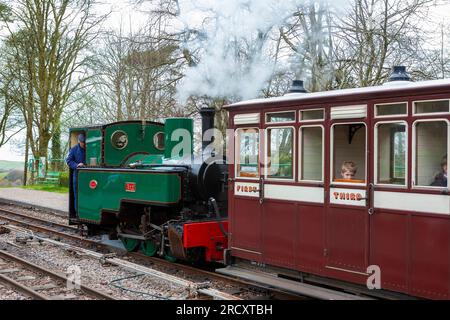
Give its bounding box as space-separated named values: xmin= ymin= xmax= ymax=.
xmin=176 ymin=0 xmax=350 ymax=102
xmin=176 ymin=0 xmax=302 ymax=102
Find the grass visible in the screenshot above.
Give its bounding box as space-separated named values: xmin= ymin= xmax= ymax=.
xmin=22 ymin=184 xmax=69 ymax=194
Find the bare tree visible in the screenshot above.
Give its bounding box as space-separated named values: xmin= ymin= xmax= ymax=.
xmin=81 ymin=4 xmax=190 ymax=126
xmin=333 ymin=0 xmax=437 ymax=87
xmin=0 ymin=2 xmax=23 ymax=149
xmin=279 ymin=1 xmax=335 ymax=92
xmin=0 ymin=0 xmax=107 ymax=163
xmin=0 ymin=73 xmax=23 ymax=148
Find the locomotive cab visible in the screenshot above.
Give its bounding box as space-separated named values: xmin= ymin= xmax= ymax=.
xmin=68 ymin=127 xmax=88 ymax=221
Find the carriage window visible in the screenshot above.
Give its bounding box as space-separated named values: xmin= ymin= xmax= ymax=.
xmin=267 ymin=127 xmax=294 ymax=179
xmin=375 ymin=103 xmax=407 ymax=117
xmin=333 ymin=124 xmax=366 ymax=183
xmin=236 ymin=129 xmax=259 ymax=178
xmin=266 ymin=111 xmax=295 ymax=123
xmin=414 ymin=121 xmax=448 ymax=187
xmin=300 ymin=127 xmax=323 ymax=181
xmin=300 ymin=109 xmax=324 ymax=121
xmin=376 ymin=123 xmax=406 ymax=185
xmin=414 ymin=100 xmax=449 ymax=115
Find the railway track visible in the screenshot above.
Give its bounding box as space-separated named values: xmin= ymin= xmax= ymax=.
xmin=0 ymin=249 xmax=115 ymax=300
xmin=0 ymin=207 xmax=300 ymax=299
xmin=0 ymin=206 xmax=377 ymax=300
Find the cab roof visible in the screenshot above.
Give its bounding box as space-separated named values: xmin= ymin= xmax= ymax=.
xmin=69 ymin=120 xmax=164 ymax=131
xmin=225 ymin=78 xmax=450 ymax=109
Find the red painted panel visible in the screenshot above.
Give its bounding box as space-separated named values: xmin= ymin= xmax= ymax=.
xmin=261 ymin=201 xmax=296 ymax=268
xmin=410 ymin=215 xmax=450 ymax=299
xmin=327 ymin=207 xmax=367 ymax=272
xmin=370 ymin=211 xmax=408 ymax=291
xmin=183 ymin=221 xmax=228 ymax=262
xmin=231 ymin=197 xmax=262 ymax=253
xmin=297 ymin=205 xmax=325 ymax=270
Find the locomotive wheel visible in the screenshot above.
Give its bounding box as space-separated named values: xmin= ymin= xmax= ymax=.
xmin=141 ymin=240 xmax=157 ymax=257
xmin=164 ymin=251 xmax=177 ymax=263
xmin=121 ymin=237 xmax=140 ymax=252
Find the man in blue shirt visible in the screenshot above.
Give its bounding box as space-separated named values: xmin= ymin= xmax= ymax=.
xmin=66 ymin=134 xmax=86 ymax=214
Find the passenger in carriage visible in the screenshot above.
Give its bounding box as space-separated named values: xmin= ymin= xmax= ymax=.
xmin=431 ymin=155 xmax=447 ymax=187
xmin=341 ymin=161 xmax=357 ymax=180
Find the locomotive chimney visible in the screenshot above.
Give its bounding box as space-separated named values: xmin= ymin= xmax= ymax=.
xmin=286 ymin=80 xmax=308 ymax=95
xmin=388 ymin=66 xmax=412 ymax=82
xmin=200 ymin=107 xmax=215 ymax=157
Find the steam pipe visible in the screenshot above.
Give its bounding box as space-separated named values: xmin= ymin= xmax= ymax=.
xmin=199 ymin=107 xmax=215 ymax=159
xmin=209 ymin=197 xmax=228 ymax=238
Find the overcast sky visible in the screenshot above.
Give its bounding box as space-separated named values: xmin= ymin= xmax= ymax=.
xmin=0 ymin=0 xmax=449 ymax=162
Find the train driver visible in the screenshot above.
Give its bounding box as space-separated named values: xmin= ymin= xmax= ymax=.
xmin=341 ymin=161 xmax=357 ymax=180
xmin=431 ymin=155 xmax=447 ymax=187
xmin=66 ymin=134 xmax=86 ymax=212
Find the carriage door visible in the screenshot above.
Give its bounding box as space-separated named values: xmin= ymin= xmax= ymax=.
xmin=230 ymin=122 xmax=263 ymax=262
xmin=325 ymin=105 xmax=371 ymax=275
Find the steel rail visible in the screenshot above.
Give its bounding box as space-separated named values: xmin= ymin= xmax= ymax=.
xmin=0 ymin=250 xmax=116 ymax=300
xmin=0 ymin=212 xmax=98 ymax=245
xmin=0 ymin=273 xmax=49 ymax=300
xmin=0 ymin=209 xmax=271 ymax=297
xmin=2 ymin=229 xmax=242 ymax=301
xmin=128 ymin=251 xmax=299 ymax=299
xmin=0 ymin=206 xmax=286 ymax=298
xmin=0 ymin=208 xmax=77 ymax=231
xmin=0 ymin=206 xmax=354 ymax=300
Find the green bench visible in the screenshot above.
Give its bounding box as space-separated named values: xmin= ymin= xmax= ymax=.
xmin=36 ymin=172 xmax=61 ymax=185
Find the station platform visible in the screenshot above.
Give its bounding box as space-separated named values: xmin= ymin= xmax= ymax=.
xmin=0 ymin=187 xmax=68 ymax=216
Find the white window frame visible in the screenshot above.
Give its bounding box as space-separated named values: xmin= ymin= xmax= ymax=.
xmin=330 ymin=122 xmax=367 ymax=187
xmin=413 ymin=99 xmax=450 ymax=116
xmin=374 ymin=101 xmax=408 ymax=118
xmin=235 ymin=127 xmax=260 ymax=181
xmin=331 ymin=105 xmax=367 ymax=120
xmin=412 ymin=118 xmax=450 ymax=190
xmin=234 ymin=113 xmax=260 ymax=125
xmin=265 ymin=110 xmax=296 ymax=124
xmin=299 ymin=108 xmax=325 ymax=122
xmin=299 ymin=125 xmax=324 ymax=183
xmin=374 ymin=120 xmax=408 ymax=188
xmin=264 ymin=126 xmax=296 ymax=181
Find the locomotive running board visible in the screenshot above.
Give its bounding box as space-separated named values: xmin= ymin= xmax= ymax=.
xmin=216 ymin=266 xmax=372 ymax=300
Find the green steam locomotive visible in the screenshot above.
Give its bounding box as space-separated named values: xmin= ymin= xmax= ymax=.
xmin=68 ymin=109 xmax=228 ymax=263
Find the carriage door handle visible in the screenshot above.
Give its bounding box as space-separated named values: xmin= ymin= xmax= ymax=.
xmin=259 ymin=177 xmax=265 ymax=205
xmin=365 ymin=183 xmax=375 ymax=215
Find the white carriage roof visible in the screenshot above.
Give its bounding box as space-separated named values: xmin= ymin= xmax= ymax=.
xmin=227 ymin=78 xmax=450 ymax=108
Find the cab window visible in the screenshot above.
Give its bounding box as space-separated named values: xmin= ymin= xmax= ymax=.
xmin=266 ymin=127 xmax=294 ymax=179
xmin=414 ymin=100 xmax=449 ymax=115
xmin=266 ymin=111 xmax=295 ymax=123
xmin=236 ymin=128 xmax=259 ymax=178
xmin=376 ymin=122 xmax=407 ymax=185
xmin=300 ymin=126 xmax=323 ymax=181
xmin=414 ymin=120 xmax=448 ymax=188
xmin=375 ymin=103 xmax=407 ymax=117
xmin=332 ymin=123 xmax=366 ymax=183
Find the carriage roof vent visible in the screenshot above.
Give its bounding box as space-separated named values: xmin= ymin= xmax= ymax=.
xmin=383 ymin=66 xmax=413 ymax=86
xmin=285 ymin=80 xmax=308 ymax=95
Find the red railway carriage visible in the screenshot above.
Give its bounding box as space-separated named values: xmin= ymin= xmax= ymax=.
xmin=223 ymin=74 xmax=450 ymax=299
